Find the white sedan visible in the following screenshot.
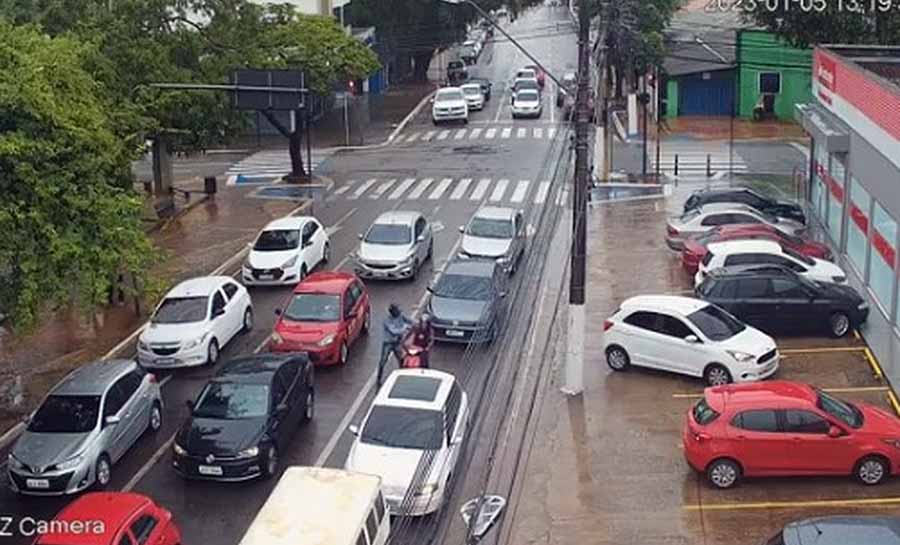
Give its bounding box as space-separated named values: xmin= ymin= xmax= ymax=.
xmin=665 ymin=204 xmax=806 ymax=251
xmin=138 ymin=276 xmax=253 ymax=368
xmin=242 ymin=216 xmax=330 ymax=286
xmin=346 ymin=369 xmax=469 ymax=516
xmin=695 ymin=239 xmax=848 ymax=287
xmin=602 ymin=295 xmax=779 ymax=386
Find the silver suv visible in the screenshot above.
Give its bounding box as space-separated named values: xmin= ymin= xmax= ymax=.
xmin=459 ymin=206 xmax=526 ymax=275
xmin=354 ymin=211 xmax=434 ymax=280
xmin=8 ymin=359 xmax=163 ymax=495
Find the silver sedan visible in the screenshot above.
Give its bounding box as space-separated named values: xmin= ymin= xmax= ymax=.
xmin=354 ymin=211 xmax=434 ymax=280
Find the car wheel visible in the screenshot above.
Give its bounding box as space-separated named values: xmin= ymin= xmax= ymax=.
xmin=338 ymin=341 xmax=349 ymax=366
xmin=605 ymin=346 xmax=630 ymax=371
xmin=463 ymin=118 xmax=469 ymax=125
xmin=322 ymin=241 xmax=331 ymax=264
xmin=829 ymin=312 xmax=851 ymax=338
xmin=299 ymin=264 xmax=308 ymax=282
xmin=433 ymin=119 xmax=439 ymax=126
xmin=856 ymin=455 xmax=889 ymax=485
xmin=427 ymin=240 xmax=434 ymax=261
xmin=704 ymin=364 xmax=732 ymax=386
xmin=242 ymin=307 xmax=254 ymax=333
xmin=262 ymin=446 xmax=279 ymax=479
xmin=206 ymin=338 xmax=219 ymax=366
xmin=362 ymin=308 xmax=371 ymax=334
xmin=410 ymin=259 xmax=420 ymax=281
xmin=303 ymin=389 xmax=315 ymax=422
xmin=706 ymin=458 xmax=741 ymax=489
xmin=94 ymin=455 xmax=112 ymax=489
xmin=147 ymin=401 xmax=162 ymax=433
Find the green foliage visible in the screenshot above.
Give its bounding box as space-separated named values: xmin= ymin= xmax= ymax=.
xmin=742 ymin=5 xmax=900 ymax=47
xmin=0 ymin=22 xmax=157 ymax=331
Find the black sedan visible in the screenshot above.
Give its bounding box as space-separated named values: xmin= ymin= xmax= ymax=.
xmin=696 ymin=265 xmax=869 ymax=337
xmin=684 ymin=188 xmax=807 ymax=225
xmin=426 ymin=259 xmax=506 ymax=344
xmin=172 ymin=353 xmax=314 ymax=481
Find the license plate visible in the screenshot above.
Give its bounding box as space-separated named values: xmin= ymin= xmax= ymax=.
xmin=26 ymin=479 xmax=49 ymax=489
xmin=445 ymin=329 xmax=465 ymax=337
xmin=155 ymin=357 xmax=175 ymax=365
xmin=198 ymin=465 xmax=223 ymax=476
xmin=258 ymin=274 xmax=274 ymax=280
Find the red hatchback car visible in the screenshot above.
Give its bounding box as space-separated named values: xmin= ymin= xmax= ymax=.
xmin=681 ymin=224 xmax=833 ymax=275
xmin=269 ymin=271 xmax=370 ymax=365
xmin=34 ymin=492 xmax=181 ymax=545
xmin=683 ymin=381 xmax=900 ymax=489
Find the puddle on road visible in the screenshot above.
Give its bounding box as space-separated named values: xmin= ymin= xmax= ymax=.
xmin=589 ymin=183 xmax=666 ymax=203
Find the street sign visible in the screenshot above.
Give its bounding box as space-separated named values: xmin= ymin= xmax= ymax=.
xmin=233 ymin=69 xmax=306 ymax=111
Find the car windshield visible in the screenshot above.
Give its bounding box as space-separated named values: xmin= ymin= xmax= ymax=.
xmin=192 ymin=382 xmax=269 ymax=419
xmin=254 ymin=229 xmax=300 ymax=251
xmin=517 ymin=91 xmax=539 ymax=101
xmin=692 ymin=231 xmax=720 ymax=244
xmin=361 ymin=405 xmax=443 ymax=449
xmin=681 ymin=209 xmax=702 ymax=222
xmin=153 ymin=296 xmax=208 ymax=324
xmin=284 ymin=293 xmax=341 ymax=322
xmin=462 ymin=86 xmax=481 ymax=96
xmin=365 ymin=224 xmax=412 ymax=245
xmin=28 ymin=395 xmax=100 ymax=433
xmin=784 ymin=247 xmax=815 ymax=265
xmin=436 ymin=90 xmax=463 ymax=102
xmin=468 ymin=216 xmax=513 ymax=238
xmin=764 ymin=533 xmax=786 ymax=545
xmin=817 ymin=389 xmax=863 ymax=428
xmin=433 ymin=273 xmax=493 ymax=300
xmin=686 ymin=304 xmax=746 ymax=341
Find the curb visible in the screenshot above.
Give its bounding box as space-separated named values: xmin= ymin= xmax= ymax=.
xmin=145 ymin=193 xmax=211 ymax=235
xmin=327 ymin=90 xmax=437 ymax=152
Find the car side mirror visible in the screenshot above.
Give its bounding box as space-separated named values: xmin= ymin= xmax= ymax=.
xmin=499 ymin=291 xmax=508 ymax=298
xmin=417 ymin=235 xmax=426 ymax=243
xmin=302 ymin=239 xmax=312 ymax=248
xmin=274 ymin=308 xmax=282 ymax=316
xmin=185 ymin=399 xmax=195 ymax=412
xmin=348 ymin=424 xmax=360 ymax=436
xmin=684 ymin=335 xmax=700 ymax=344
xmin=358 ymin=233 xmax=364 ymax=240
xmin=429 ymin=98 xmax=435 ymax=104
xmin=828 ymin=426 xmax=843 ymax=438
xmin=459 ymin=225 xmax=465 ymax=233
xmin=104 ymin=415 xmax=121 ymax=427
xmin=213 ymin=307 xmax=226 ymax=318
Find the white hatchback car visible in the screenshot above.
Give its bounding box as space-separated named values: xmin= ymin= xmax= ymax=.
xmin=695 ymin=239 xmax=847 ymax=287
xmin=138 ymin=276 xmax=253 ymax=368
xmin=345 ymin=369 xmax=469 ymax=516
xmin=242 ymin=216 xmax=330 ymax=286
xmin=603 ymin=295 xmax=780 ymax=386
xmin=665 ymin=204 xmax=806 ymax=251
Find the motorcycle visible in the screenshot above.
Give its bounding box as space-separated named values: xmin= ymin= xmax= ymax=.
xmin=401 ymin=334 xmax=431 ymax=369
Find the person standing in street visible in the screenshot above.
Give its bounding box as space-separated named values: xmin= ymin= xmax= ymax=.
xmin=378 ymin=303 xmax=413 ymax=387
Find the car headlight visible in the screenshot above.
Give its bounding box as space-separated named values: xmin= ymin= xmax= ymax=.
xmin=55 ymin=454 xmax=85 ymax=471
xmin=173 ymin=443 xmax=186 ymax=456
xmin=236 ymin=446 xmax=259 ymax=459
xmin=726 ymin=350 xmax=755 ymax=363
xmin=271 ymin=332 xmax=284 ymax=345
xmin=8 ymin=454 xmax=24 ymax=470
xmin=317 ymin=333 xmax=336 ymax=347
xmin=416 ymin=482 xmax=440 ymax=496
xmin=183 ymin=332 xmax=210 ymax=350
xmin=282 ymin=256 xmax=298 ymax=269
xmin=138 ymin=340 xmax=150 ymax=351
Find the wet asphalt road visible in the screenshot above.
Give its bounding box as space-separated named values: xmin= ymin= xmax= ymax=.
xmin=0 ymin=3 xmax=576 ymax=545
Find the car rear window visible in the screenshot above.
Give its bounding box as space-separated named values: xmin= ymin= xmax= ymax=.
xmin=692 ymin=398 xmax=720 ymax=425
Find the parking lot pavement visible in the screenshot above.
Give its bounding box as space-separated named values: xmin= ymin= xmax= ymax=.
xmin=506 ymin=197 xmax=900 ymax=545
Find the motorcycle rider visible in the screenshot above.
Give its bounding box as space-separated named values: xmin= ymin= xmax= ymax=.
xmin=378 ymin=303 xmax=413 ymax=387
xmin=404 ymin=314 xmax=434 ymax=369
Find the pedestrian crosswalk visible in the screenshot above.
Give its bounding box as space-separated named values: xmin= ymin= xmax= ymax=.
xmin=226 ymin=149 xmax=333 ymax=184
xmin=326 ymin=176 xmax=562 ymax=206
xmin=394 ymin=125 xmax=562 ymax=145
xmin=651 ymin=141 xmax=748 ymax=177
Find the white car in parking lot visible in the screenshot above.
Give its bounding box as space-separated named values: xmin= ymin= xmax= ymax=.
xmin=242 ymin=216 xmax=330 ymax=285
xmin=695 ymin=239 xmax=847 ymax=287
xmin=666 ymin=204 xmax=806 ymax=250
xmin=138 ymin=276 xmax=253 ymax=368
xmin=602 ymin=295 xmax=780 ymax=386
xmin=432 ymin=87 xmax=469 ymax=125
xmin=345 ymin=369 xmax=469 ymax=516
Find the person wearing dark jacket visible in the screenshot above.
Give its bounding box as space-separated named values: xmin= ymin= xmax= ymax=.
xmin=378 ymin=303 xmax=413 ymax=386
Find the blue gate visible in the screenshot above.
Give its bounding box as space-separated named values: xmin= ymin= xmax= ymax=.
xmin=679 ymin=70 xmax=735 ymax=116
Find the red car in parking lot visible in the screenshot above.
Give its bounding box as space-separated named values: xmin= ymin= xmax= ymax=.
xmin=269 ymin=271 xmax=370 ymax=366
xmin=683 ymin=381 xmax=900 ymax=489
xmin=34 ymin=492 xmax=181 ymax=545
xmin=681 ymin=224 xmax=833 ymax=275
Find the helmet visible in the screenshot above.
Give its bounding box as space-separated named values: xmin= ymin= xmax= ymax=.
xmin=419 ymin=313 xmax=432 ymax=327
xmin=388 ymin=303 xmax=402 ymax=318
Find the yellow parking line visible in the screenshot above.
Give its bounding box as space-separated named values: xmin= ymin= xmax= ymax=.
xmin=672 ymin=386 xmax=890 ymax=399
xmin=854 ymin=329 xmax=861 ymax=340
xmin=684 ymin=496 xmax=900 ymax=511
xmin=864 ymin=347 xmax=884 ymax=380
xmin=780 ymin=346 xmax=867 ymax=354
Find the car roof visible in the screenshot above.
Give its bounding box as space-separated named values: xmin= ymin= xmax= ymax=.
xmin=37 ymin=492 xmax=152 ymax=545
xmin=52 ymin=359 xmax=136 ymax=396
xmin=263 ymin=215 xmax=313 ymax=231
xmin=694 ymin=187 xmax=757 ymax=198
xmin=461 ymin=83 xmax=482 ymax=90
xmin=706 ymin=380 xmax=818 ymax=413
xmin=374 ymin=210 xmax=420 ymax=225
xmin=215 ymin=354 xmax=307 ymax=383
xmin=707 ymin=264 xmax=799 ymax=280
xmin=474 ymin=206 xmax=516 ymax=220
xmin=784 ymin=516 xmax=900 ymax=545
xmin=293 ymin=271 xmax=356 ymax=294
xmin=516 ymin=89 xmax=539 ymax=97
xmin=515 ymin=77 xmax=538 ymax=84
xmin=166 ymin=275 xmax=231 ymax=298
xmin=707 ymin=239 xmax=782 ymax=255
xmin=698 ymin=203 xmax=761 ymax=214
xmin=437 ymin=86 xmax=463 ymax=94
xmin=375 ymin=369 xmax=456 ymax=410
xmin=443 ymin=258 xmax=498 ymax=277
xmin=619 ymin=295 xmax=709 ymax=316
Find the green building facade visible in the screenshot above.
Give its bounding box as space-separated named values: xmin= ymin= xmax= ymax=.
xmin=737 ymin=30 xmax=812 ymax=120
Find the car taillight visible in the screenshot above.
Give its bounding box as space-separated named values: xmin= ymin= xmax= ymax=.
xmin=603 ymin=319 xmax=613 ymax=331
xmin=667 ymin=225 xmax=679 ymax=236
xmin=148 ymin=373 xmax=158 ymax=383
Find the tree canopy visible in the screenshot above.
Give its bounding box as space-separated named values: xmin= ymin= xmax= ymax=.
xmin=742 ymin=4 xmax=900 ymax=47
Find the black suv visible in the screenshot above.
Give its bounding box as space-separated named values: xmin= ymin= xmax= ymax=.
xmin=684 ymin=188 xmax=807 ymax=225
xmin=695 ymin=265 xmax=868 ymax=337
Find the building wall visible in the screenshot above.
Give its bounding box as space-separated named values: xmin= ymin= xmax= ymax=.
xmin=737 ymin=30 xmax=812 ymax=120
xmin=666 ymin=79 xmax=679 ymax=118
xmin=250 ymin=0 xmax=332 ymax=16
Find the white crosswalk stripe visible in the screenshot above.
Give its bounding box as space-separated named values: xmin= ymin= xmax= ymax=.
xmin=510 ymin=180 xmax=530 ymax=203
xmin=501 ymin=128 xmax=512 ymax=139
xmin=534 ymin=128 xmax=543 ymax=139
xmin=450 ymin=178 xmax=472 ymax=200
xmin=406 ymin=132 xmax=421 ymax=143
xmin=557 ymin=188 xmax=569 ymax=206
xmin=490 ymin=179 xmax=510 ymax=202
xmin=471 ymin=178 xmax=491 ymax=200
xmin=652 ymin=142 xmax=749 ymax=175
xmin=454 ymin=129 xmax=466 ymax=140
xmin=389 ymin=178 xmax=416 ymax=200
xmin=334 ymin=181 xmax=353 ymax=195
xmin=437 ymin=130 xmax=450 ymax=140
xmin=548 ymin=128 xmax=557 ymax=139
xmin=225 ymin=149 xmax=331 ymax=181
xmin=516 ymin=128 xmax=527 ymax=138
xmin=428 ymin=178 xmax=453 ymax=200
xmin=407 ymin=178 xmax=434 ymax=199
xmin=423 ymin=130 xmax=436 ymax=141
xmin=370 ymin=178 xmax=396 ymax=199
xmin=349 ymin=178 xmax=377 ymax=199
xmin=469 ymin=128 xmax=482 ymax=139
xmin=485 ymin=128 xmax=497 ymax=139
xmin=534 ymin=181 xmax=551 ymax=204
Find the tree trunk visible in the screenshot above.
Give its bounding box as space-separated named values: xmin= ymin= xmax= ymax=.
xmin=261 ymin=109 xmax=307 ymax=182
xmin=413 ymin=51 xmax=432 ymax=82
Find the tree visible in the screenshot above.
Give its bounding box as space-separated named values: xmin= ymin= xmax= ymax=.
xmin=604 ymin=0 xmax=680 ymax=96
xmin=742 ymin=4 xmax=900 ymax=48
xmin=0 ymin=22 xmax=157 ymax=331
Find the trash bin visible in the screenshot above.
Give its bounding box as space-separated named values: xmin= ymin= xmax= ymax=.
xmin=204 ymin=176 xmax=217 ymax=195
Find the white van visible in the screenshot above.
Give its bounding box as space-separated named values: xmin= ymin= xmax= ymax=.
xmin=238 ymin=467 xmax=390 ymax=545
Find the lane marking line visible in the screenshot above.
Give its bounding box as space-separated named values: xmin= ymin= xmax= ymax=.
xmin=779 ymin=346 xmax=867 ymax=354
xmin=684 ymin=496 xmax=900 ymax=511
xmin=406 ymin=132 xmax=420 ymax=143
xmin=423 ymin=130 xmax=436 ymax=141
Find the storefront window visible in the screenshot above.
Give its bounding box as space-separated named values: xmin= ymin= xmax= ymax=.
xmin=870 ymin=202 xmax=897 ymax=315
xmin=812 ymin=145 xmax=829 ymax=222
xmin=847 ymin=177 xmax=870 ymax=276
xmin=827 ymin=153 xmax=846 ymax=244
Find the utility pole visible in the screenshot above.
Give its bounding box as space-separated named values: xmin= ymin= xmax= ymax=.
xmin=563 ymin=0 xmax=591 ymax=396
